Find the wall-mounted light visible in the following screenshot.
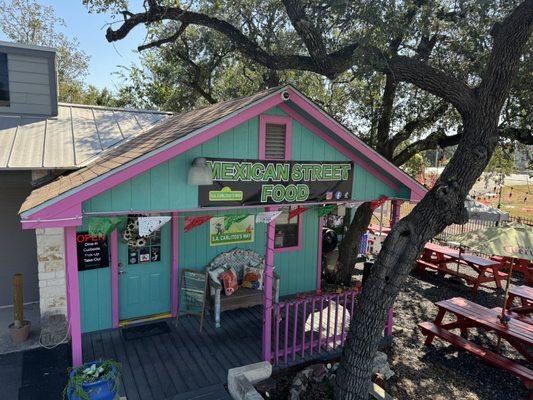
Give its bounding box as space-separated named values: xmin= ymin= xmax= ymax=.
xmin=188 ymin=157 xmax=213 ymax=185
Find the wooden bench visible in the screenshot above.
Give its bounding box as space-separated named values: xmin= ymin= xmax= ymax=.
xmin=418 ymin=321 xmax=533 ymax=391
xmin=416 ymin=259 xmax=478 ymax=284
xmin=492 ymin=307 xmax=533 ymax=325
xmin=206 ymin=249 xmax=280 ymax=328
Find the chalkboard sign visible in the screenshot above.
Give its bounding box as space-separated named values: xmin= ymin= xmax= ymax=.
xmin=178 ymin=269 xmax=207 ymax=332
xmin=76 ymin=232 xmax=109 ymax=271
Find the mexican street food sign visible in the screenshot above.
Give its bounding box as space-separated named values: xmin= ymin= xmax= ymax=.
xmin=198 ymin=158 xmax=354 ymax=207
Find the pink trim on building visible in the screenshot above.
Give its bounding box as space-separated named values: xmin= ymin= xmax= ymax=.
xmin=274 ymin=209 xmax=304 ymax=253
xmin=65 ymin=226 xmax=83 ymax=366
xmin=262 ymin=215 xmax=276 ymax=361
xmin=259 ymin=114 xmax=292 ymax=160
xmin=278 ymin=103 xmax=400 ymax=192
xmin=22 ymin=94 xmax=284 ymax=225
xmin=283 ymin=89 xmax=426 ymax=201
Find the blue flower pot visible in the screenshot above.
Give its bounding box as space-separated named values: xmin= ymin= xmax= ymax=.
xmin=67 ymin=362 xmax=118 ymax=400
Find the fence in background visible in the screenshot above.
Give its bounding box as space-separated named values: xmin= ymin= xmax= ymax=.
xmin=270 ymin=289 xmax=393 ymax=365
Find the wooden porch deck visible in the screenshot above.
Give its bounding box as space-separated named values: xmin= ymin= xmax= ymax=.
xmin=83 ymin=305 xmax=340 ymax=400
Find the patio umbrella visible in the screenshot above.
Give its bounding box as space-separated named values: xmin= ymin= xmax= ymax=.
xmin=449 ymin=222 xmax=533 ymax=323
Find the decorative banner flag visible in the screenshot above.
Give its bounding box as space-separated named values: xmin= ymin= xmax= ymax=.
xmin=289 ymin=206 xmax=308 ymax=221
xmin=138 ymin=216 xmax=172 ymax=237
xmin=88 ymin=216 xmax=127 ymax=236
xmin=369 ymin=196 xmax=389 ymax=211
xmin=255 ymin=211 xmax=282 ymax=224
xmin=184 ymin=215 xmax=212 ymax=232
xmin=223 ymin=214 xmax=250 ymax=230
xmin=317 ymin=204 xmax=336 ymax=217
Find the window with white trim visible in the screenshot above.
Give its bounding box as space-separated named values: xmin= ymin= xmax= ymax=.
xmin=274 ymin=206 xmax=301 ymax=251
xmin=265 ymin=123 xmax=287 ymax=160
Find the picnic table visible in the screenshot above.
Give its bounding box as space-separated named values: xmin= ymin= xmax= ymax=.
xmin=417 ymin=242 xmax=507 ymax=293
xmin=506 ymin=285 xmax=533 ymax=315
xmin=419 ymin=297 xmax=533 ymax=392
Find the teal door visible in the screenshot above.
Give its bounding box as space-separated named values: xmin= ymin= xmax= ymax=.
xmin=118 ymin=223 xmax=171 ymax=320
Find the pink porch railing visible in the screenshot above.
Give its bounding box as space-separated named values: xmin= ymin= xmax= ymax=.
xmin=270 ymin=290 xmax=394 ymax=365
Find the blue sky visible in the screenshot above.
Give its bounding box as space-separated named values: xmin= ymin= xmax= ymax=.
xmin=1 ymin=0 xmax=148 ymax=90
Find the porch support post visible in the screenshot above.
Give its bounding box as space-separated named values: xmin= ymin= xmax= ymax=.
xmin=262 ymin=216 xmax=276 ymax=362
xmin=171 ymin=212 xmax=179 ymax=317
xmin=316 ymin=217 xmax=324 ymax=291
xmin=111 ymin=229 xmax=119 ymax=328
xmin=390 ymin=200 xmax=402 ymax=227
xmin=65 ymin=226 xmax=82 ymax=366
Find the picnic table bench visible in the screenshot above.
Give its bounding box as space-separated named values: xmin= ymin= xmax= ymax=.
xmin=418 ymin=297 xmax=533 ymax=394
xmin=417 ymin=243 xmax=507 ymax=293
xmin=506 ymin=285 xmax=533 ymax=315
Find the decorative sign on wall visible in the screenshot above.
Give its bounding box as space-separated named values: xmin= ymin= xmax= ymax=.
xmin=198 ymin=158 xmax=354 ymax=207
xmin=76 ymin=232 xmax=109 ymax=271
xmin=209 ymin=215 xmax=255 ymax=246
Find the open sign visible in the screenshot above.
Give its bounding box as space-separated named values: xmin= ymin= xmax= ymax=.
xmin=76 ymin=231 xmax=109 ymax=271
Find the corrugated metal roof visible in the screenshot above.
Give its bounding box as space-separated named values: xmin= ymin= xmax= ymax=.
xmin=0 ymin=103 xmax=172 ymax=169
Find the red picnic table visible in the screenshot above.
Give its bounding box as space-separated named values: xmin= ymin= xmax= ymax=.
xmin=419 ymin=297 xmax=533 ymax=394
xmin=505 ymin=285 xmax=533 ymax=315
xmin=417 ymin=242 xmax=507 ymax=293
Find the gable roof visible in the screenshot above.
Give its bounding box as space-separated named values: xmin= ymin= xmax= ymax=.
xmin=0 ymin=103 xmax=171 ymax=169
xmin=20 ymin=85 xmax=426 ymax=219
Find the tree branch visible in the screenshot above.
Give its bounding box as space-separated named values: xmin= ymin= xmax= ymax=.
xmin=385 ymin=56 xmax=476 ymax=116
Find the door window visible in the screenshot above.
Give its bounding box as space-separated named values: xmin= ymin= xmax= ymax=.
xmin=128 ymin=230 xmax=161 ymax=264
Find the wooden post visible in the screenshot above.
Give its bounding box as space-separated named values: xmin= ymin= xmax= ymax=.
xmin=65 ymin=226 xmax=83 ymax=366
xmin=13 ymin=274 xmax=23 ymax=328
xmin=262 ymin=215 xmax=276 ymax=361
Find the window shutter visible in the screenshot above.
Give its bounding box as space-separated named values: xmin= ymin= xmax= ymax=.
xmin=265 ymin=123 xmax=286 ymax=159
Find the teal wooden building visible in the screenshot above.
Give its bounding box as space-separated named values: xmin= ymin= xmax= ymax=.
xmin=20 ymin=85 xmax=425 ymax=367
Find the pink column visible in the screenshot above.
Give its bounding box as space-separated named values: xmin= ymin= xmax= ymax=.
xmin=65 ymin=226 xmax=83 ymax=366
xmin=390 ymin=199 xmax=402 ymax=227
xmin=171 ymin=212 xmax=179 ymax=317
xmin=262 ymin=216 xmax=276 ymax=361
xmin=316 ymin=217 xmax=324 ymax=291
xmin=111 ymin=230 xmax=119 ymax=328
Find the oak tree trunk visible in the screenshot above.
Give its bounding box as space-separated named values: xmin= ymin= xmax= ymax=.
xmin=334 ymin=116 xmax=497 ymax=399
xmin=337 ymin=203 xmax=373 ymax=285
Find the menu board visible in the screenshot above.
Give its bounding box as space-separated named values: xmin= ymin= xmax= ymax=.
xmin=76 ymin=232 xmax=109 ymax=271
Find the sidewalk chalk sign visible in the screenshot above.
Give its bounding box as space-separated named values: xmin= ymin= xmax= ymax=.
xmin=198 ymin=158 xmax=354 ymax=207
xmin=76 ymin=232 xmax=109 ymax=271
xmin=209 ymin=215 xmax=255 ymax=247
xmin=178 ymin=269 xmax=207 ymax=332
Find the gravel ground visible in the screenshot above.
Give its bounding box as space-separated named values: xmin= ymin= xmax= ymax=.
xmin=381 ymin=264 xmax=529 ymax=400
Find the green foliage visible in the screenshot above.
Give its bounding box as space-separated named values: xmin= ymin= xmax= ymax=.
xmin=84 ymin=0 xmax=530 ymax=166
xmin=64 ymin=360 xmax=122 ymax=400
xmin=0 ymin=0 xmax=121 ymax=106
xmin=0 ymin=0 xmax=91 ymax=103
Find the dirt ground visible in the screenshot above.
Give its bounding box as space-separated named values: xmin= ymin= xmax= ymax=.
xmin=380 ymin=265 xmax=529 ymax=400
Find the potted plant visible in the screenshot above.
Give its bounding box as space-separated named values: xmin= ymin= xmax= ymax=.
xmin=65 ymin=360 xmax=122 ymax=400
xmin=9 ymin=274 xmax=31 ymax=343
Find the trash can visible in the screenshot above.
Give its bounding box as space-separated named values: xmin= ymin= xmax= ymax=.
xmin=362 ymin=261 xmax=374 ymax=286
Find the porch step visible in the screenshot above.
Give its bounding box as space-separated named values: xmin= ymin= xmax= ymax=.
xmin=170 ymin=384 xmax=231 ymax=400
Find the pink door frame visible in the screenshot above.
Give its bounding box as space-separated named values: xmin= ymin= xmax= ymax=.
xmin=109 ymin=214 xmax=180 ymax=328
xmin=65 ymin=226 xmax=83 ymax=366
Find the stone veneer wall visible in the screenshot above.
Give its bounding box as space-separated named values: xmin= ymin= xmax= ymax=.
xmin=35 ymin=227 xmax=69 ymax=345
